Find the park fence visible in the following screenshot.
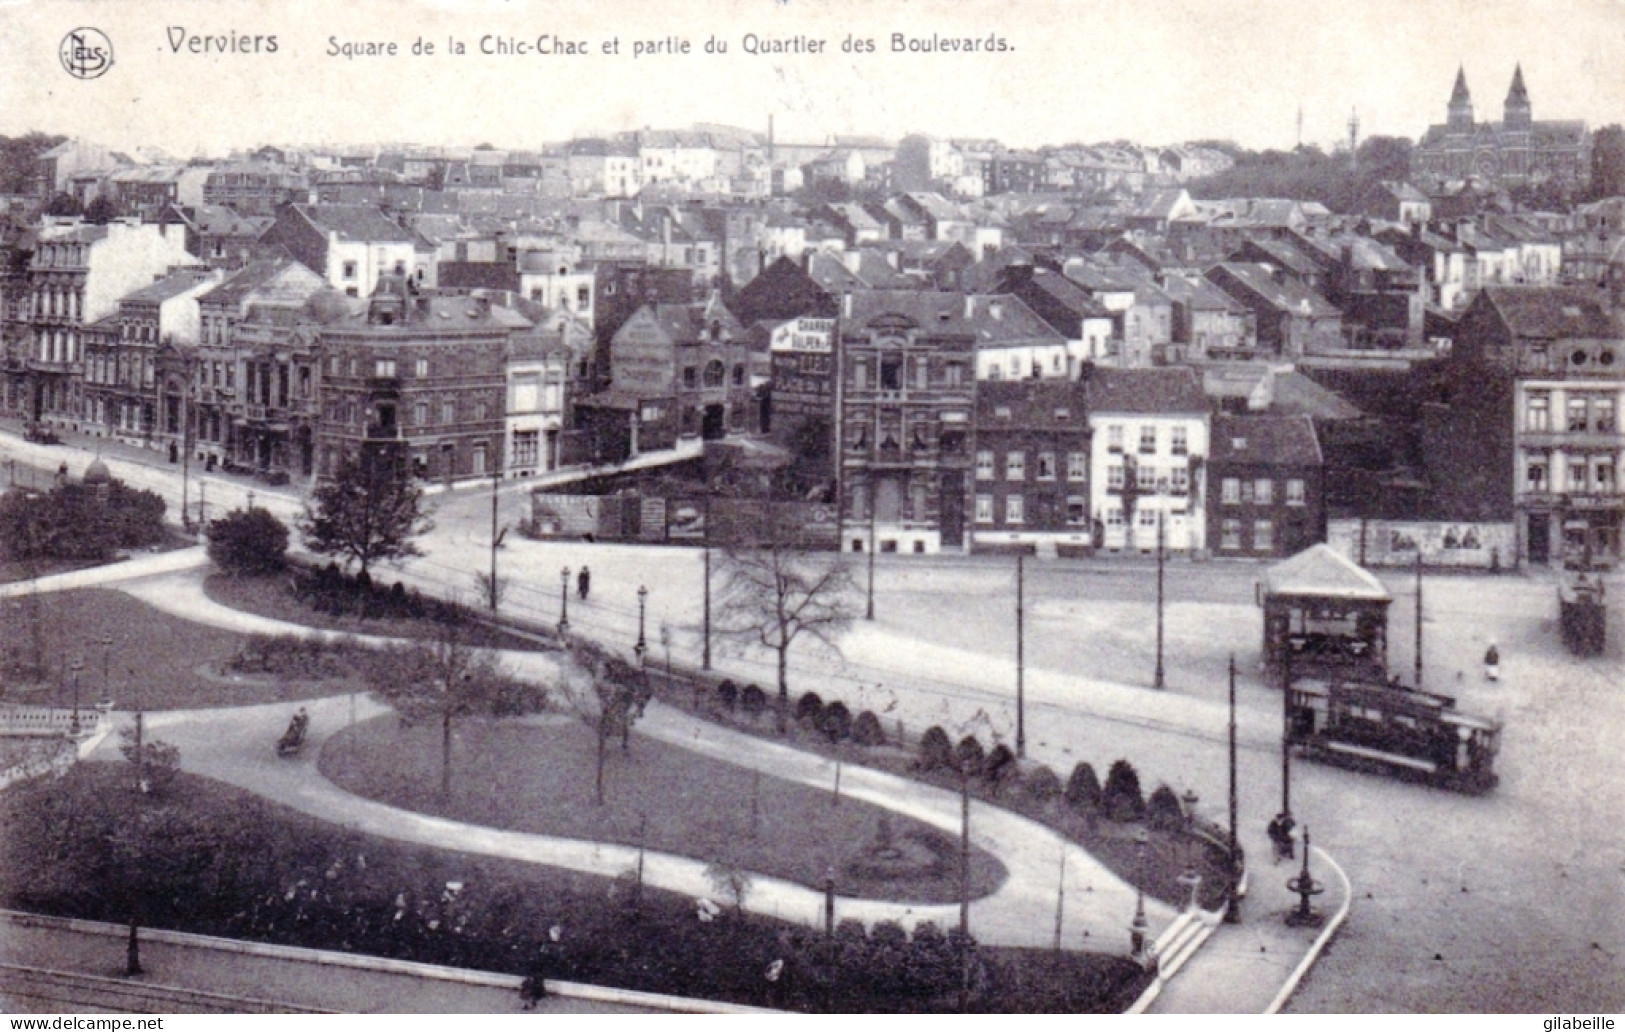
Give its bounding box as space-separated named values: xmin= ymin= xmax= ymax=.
xmin=530 ymin=492 xmax=840 ymax=549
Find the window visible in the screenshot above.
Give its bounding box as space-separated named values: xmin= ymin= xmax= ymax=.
xmin=1222 ymin=518 xmax=1242 ymax=549
xmin=683 ymin=366 xmax=697 ymax=389
xmin=1171 ymin=466 xmax=1190 ymax=495
xmin=441 ymin=399 xmax=457 ymax=424
xmin=1596 ymin=460 xmax=1617 ymax=492
xmin=1286 ymin=478 xmax=1306 ymax=505
xmin=1067 ymin=452 xmax=1088 ymax=481
xmin=1596 ymin=397 xmax=1616 ymax=433
xmin=1106 ymin=507 xmax=1125 ymax=527
xmin=1137 ymin=463 xmax=1156 ymax=490
xmin=733 ymin=364 xmax=746 ymax=387
xmin=1067 ymin=496 xmax=1088 ymax=525
xmin=1139 ymin=426 xmax=1157 ymax=454
xmin=1108 ymin=463 xmax=1125 ymax=491
xmin=1036 ymin=452 xmax=1056 ymax=481
xmin=1568 ymin=397 xmax=1589 ymax=433
xmin=702 ymin=360 xmax=724 ymax=388
xmin=1526 ymin=455 xmax=1548 ymax=491
xmin=944 ymin=362 xmax=965 ymax=386
xmin=414 ymin=401 xmax=429 ymax=426
xmin=880 ymin=355 xmax=903 ymax=391
xmin=1222 ymin=477 xmax=1240 ymax=504
xmin=1006 ymin=451 xmax=1026 ymax=481
xmin=474 ymin=399 xmax=489 ymax=421
xmin=853 ymin=361 xmax=868 ymax=389
xmin=342 ymin=260 xmax=358 ymax=280
xmin=1255 ymin=479 xmax=1274 ymax=505
xmin=975 ymin=450 xmax=995 ymax=480
xmin=415 ymin=358 xmax=429 ymax=377
xmin=1527 ymin=391 xmax=1550 ymax=431
xmin=375 ymin=359 xmax=396 ymax=378
xmin=975 ymin=494 xmax=994 ymax=523
xmin=1567 ymin=456 xmax=1588 ymax=491
xmin=1006 ymin=495 xmax=1025 ymax=524
xmin=577 ymin=285 xmax=590 ymax=309
xmin=916 ymin=358 xmax=929 ymax=390
xmin=1254 ymin=520 xmax=1274 ymax=551
xmin=1138 ymin=508 xmax=1158 ymax=532
xmin=1107 ymin=424 xmax=1124 ymax=452
xmin=1171 ymin=426 xmax=1188 ymax=456
xmin=994 ymin=406 xmax=1012 ymax=420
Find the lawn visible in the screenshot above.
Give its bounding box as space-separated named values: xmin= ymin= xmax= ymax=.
xmin=0 ymin=764 xmax=1150 ymax=1013
xmin=203 ymin=571 xmax=548 ymax=651
xmin=0 ymin=588 xmax=357 ymax=711
xmin=319 ymin=713 xmax=1007 ymax=906
xmin=0 ymin=529 xmax=199 ymax=585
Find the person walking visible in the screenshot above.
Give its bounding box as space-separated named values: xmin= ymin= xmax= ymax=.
xmin=577 ymin=565 xmax=591 ymax=601
xmin=1483 ymin=641 xmax=1500 ymax=682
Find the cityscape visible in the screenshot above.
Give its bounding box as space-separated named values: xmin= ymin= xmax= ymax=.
xmin=1 ymin=15 xmax=1624 ymax=1016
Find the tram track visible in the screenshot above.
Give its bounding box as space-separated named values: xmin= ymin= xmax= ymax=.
xmin=0 ymin=962 xmax=334 ymax=1015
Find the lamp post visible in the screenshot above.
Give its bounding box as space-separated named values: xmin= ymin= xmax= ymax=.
xmin=1226 ymin=653 xmax=1242 ymax=924
xmin=1281 ymin=640 xmax=1294 ymax=820
xmin=1130 ymin=825 xmax=1150 ymax=965
xmin=489 ymin=465 xmax=502 ymax=612
xmin=68 ymin=657 xmax=85 ymax=736
xmin=1015 ymin=551 xmax=1026 ymax=757
xmin=559 ymin=566 xmax=570 ymax=632
xmin=1178 ymin=787 xmax=1203 ymax=912
xmin=1154 ymin=508 xmax=1166 ymax=690
xmin=635 ymin=585 xmax=648 ymax=662
xmin=99 ymin=636 xmax=114 ymax=694
xmin=1414 ymin=549 xmax=1424 ymax=688
xmin=865 ymin=479 xmax=877 ymax=621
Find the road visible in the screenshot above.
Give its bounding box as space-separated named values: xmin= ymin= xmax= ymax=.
xmin=6 ymin=425 xmax=1624 ymax=1011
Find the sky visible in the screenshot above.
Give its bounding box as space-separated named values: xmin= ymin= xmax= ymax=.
xmin=0 ymin=0 xmax=1622 ymax=156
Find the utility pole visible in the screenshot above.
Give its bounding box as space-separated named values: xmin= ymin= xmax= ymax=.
xmin=1015 ymin=551 xmax=1025 ymax=758
xmin=959 ymin=771 xmax=971 ymax=1013
xmin=702 ymin=492 xmax=712 ymax=670
xmin=1281 ymin=642 xmax=1293 ymax=818
xmin=1227 ymin=653 xmax=1241 ymax=924
xmin=488 ymin=465 xmax=501 ymax=611
xmin=1154 ymin=509 xmax=1166 ymax=690
xmin=865 ymin=479 xmax=876 ymax=620
xmin=1414 ymin=549 xmax=1424 ymax=688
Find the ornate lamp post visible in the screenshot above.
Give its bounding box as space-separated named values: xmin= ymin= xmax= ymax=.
xmin=559 ymin=566 xmax=570 ymax=631
xmin=68 ymin=657 xmax=85 ymax=736
xmin=1178 ymin=787 xmax=1203 ymax=912
xmin=1130 ymin=825 xmax=1151 ymax=966
xmin=1285 ymin=826 xmax=1326 ymax=927
xmin=1154 ymin=509 xmax=1166 ymax=689
xmin=635 ymin=585 xmax=648 ymax=662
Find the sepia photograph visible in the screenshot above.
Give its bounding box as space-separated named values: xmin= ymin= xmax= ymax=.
xmin=0 ymin=0 xmax=1622 ymax=1018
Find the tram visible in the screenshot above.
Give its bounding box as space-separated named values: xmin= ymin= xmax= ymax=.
xmin=1285 ymin=677 xmax=1501 ymax=794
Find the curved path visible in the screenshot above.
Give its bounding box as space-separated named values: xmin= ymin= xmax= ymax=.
xmin=17 ymin=560 xmax=1172 ymax=948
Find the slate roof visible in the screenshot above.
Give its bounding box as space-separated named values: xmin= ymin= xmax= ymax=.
xmin=1207 ymin=263 xmax=1342 ymax=319
xmin=1086 ymin=367 xmax=1207 ymax=415
xmin=1211 ymin=413 xmax=1323 ymax=467
xmin=844 ymin=291 xmax=1063 ymax=347
xmin=1263 ymin=543 xmax=1391 ymax=602
xmin=293 ymin=204 xmax=417 ymax=244
xmin=1478 ymin=286 xmax=1619 ymax=339
xmin=121 ymin=269 xmax=215 ymax=305
xmin=196 ymin=258 xmax=321 ymax=310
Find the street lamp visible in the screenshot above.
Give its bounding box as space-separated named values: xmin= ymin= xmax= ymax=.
xmin=1015 ymin=551 xmax=1025 ymax=758
xmin=559 ymin=566 xmax=571 ymax=631
xmin=1130 ymin=826 xmax=1150 ymax=965
xmin=488 ymin=466 xmax=503 ymax=612
xmin=99 ymin=635 xmax=114 ymax=694
xmin=1178 ymin=787 xmax=1203 ymax=912
xmin=865 ymin=479 xmax=877 ymax=621
xmin=1154 ymin=509 xmax=1166 ymax=690
xmin=635 ymin=585 xmax=648 ymax=662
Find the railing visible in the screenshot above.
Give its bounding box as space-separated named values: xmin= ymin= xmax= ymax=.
xmin=0 ymin=703 xmax=109 ymax=738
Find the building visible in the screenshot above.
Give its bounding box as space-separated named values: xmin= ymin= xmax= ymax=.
xmin=1207 ymin=413 xmax=1326 ymax=557
xmin=1204 ymin=262 xmax=1343 ymax=359
xmin=1413 ymin=65 xmax=1591 ymax=192
xmin=14 ymin=218 xmax=197 ymax=429
xmin=259 ymin=204 xmax=431 ymax=297
xmin=1448 ymin=286 xmax=1623 ymax=564
xmin=203 ymin=161 xmax=309 ymax=216
xmin=315 ymin=278 xmax=530 ymax=484
xmin=969 ymin=378 xmax=1093 ymax=555
xmin=1086 ymin=367 xmax=1210 ymax=554
xmin=839 ymin=291 xmax=981 ymax=554
xmin=504 ymin=326 xmax=574 ymax=477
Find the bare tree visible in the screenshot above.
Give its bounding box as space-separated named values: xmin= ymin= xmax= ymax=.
xmin=360 ymin=613 xmax=508 ymax=797
xmin=554 ymin=646 xmax=651 ymax=805
xmin=714 ymin=531 xmax=856 ymax=734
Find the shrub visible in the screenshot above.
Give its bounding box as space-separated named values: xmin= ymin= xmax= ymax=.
xmin=852 ymin=710 xmax=886 ymax=747
xmin=1024 ymin=764 xmax=1064 ymax=803
xmin=1064 ymin=762 xmax=1103 ymax=814
xmin=983 ymin=743 xmax=1016 ymax=785
xmin=207 ymin=507 xmax=290 ymax=576
xmin=918 ymin=726 xmax=953 ymax=770
xmin=740 ymin=684 xmax=767 ymax=716
xmin=954 ymin=735 xmax=985 ymax=777
xmin=1103 ymin=759 xmax=1145 ymax=822
xmin=1146 ymin=784 xmax=1185 ymax=831
xmin=819 ymin=701 xmax=853 ymax=742
xmin=870 ymin=919 xmax=908 ymax=946
xmin=795 ymin=691 xmax=824 ymax=726
xmin=716 ymin=680 xmax=738 ymax=710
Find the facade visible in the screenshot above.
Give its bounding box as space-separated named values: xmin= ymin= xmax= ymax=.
xmin=969 ymin=379 xmax=1094 ymax=555
xmin=839 ymin=291 xmax=980 ymax=554
xmin=203 ymin=161 xmax=309 ymax=216
xmin=1450 ymin=286 xmax=1624 ymax=564
xmin=504 ymin=329 xmax=573 ymax=477
xmin=315 ymin=280 xmax=529 ymax=484
xmin=1204 ymin=262 xmax=1344 ymax=359
xmin=1207 ymin=413 xmax=1326 ymax=558
xmin=1413 ymin=66 xmax=1591 ymax=191
xmin=1086 ymin=367 xmax=1210 ymax=554
xmin=259 ymin=204 xmax=430 ymax=297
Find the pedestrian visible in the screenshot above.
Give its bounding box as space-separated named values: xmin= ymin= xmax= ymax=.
xmin=577 ymin=565 xmax=590 ymax=601
xmin=1279 ymin=811 xmax=1296 ymax=860
xmin=1483 ymin=641 xmax=1500 ymax=682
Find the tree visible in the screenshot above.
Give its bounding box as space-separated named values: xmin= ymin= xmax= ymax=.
xmin=1590 ymin=125 xmax=1625 ymax=200
xmin=714 ymin=527 xmax=856 ymax=734
xmin=1103 ymin=759 xmax=1145 ymax=821
xmin=359 ymin=612 xmax=508 ymax=797
xmin=83 ymin=194 xmax=122 ymax=224
xmin=206 ymin=507 xmax=290 ymax=576
xmin=555 ymin=646 xmax=651 ymax=805
xmin=703 ymin=858 xmax=753 ymax=919
xmin=44 ymin=192 xmax=82 ymax=217
xmin=299 ymin=448 xmax=433 ymax=579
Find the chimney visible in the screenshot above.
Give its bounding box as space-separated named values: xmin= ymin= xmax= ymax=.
xmin=842 ymin=291 xmax=852 ymax=319
xmin=964 ymin=294 xmax=974 ymax=319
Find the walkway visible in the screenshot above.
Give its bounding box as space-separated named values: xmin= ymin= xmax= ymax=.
xmin=70 ymin=565 xmax=1173 ymax=949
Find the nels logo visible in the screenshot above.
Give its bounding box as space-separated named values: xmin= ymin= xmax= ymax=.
xmin=60 ymin=27 xmax=113 ymax=80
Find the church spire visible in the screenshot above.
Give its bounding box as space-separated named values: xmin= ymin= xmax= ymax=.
xmin=1447 ymin=66 xmax=1474 ymax=132
xmin=1504 ymin=63 xmax=1531 ymax=130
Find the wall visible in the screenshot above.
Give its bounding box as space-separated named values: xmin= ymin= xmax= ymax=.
xmin=1327 ymin=517 xmax=1515 ymax=568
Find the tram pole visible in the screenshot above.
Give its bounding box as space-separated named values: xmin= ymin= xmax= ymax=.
xmin=1281 ymin=640 xmax=1293 ymax=818
xmin=1227 ymin=652 xmax=1241 ymax=923
xmin=1413 ymin=550 xmax=1424 ymax=689
xmin=1016 ymin=551 xmax=1025 ymax=758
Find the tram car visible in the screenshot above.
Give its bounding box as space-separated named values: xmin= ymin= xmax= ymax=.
xmin=1285 ymin=677 xmax=1501 ymax=793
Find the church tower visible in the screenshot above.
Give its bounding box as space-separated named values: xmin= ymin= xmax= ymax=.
xmin=1447 ymin=66 xmax=1474 ymax=133
xmin=1503 ymin=63 xmax=1532 ymax=131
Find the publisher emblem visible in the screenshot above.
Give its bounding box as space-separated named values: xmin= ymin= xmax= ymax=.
xmin=60 ymin=28 xmax=113 ymax=80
